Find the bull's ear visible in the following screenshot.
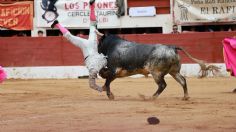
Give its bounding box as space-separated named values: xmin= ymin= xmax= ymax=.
xmin=99 ymin=34 xmax=106 ymax=41
xmin=95 ymin=30 xmax=104 ymax=37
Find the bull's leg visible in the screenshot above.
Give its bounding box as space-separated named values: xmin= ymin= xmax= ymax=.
xmin=104 ymin=77 xmax=116 ymax=100
xmin=170 ymin=72 xmax=189 ymax=100
xmin=99 ymin=68 xmax=112 ymax=91
xmin=101 ymin=68 xmax=116 ymax=100
xmin=151 ymin=72 xmax=167 ymax=100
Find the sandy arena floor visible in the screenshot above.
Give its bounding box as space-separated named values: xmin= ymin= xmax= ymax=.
xmin=0 ymin=77 xmax=235 ymax=132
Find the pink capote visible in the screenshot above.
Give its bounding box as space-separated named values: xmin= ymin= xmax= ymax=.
xmin=55 ymin=24 xmax=69 ymax=34
xmin=90 ymin=2 xmax=96 ymax=21
xmin=223 ymin=38 xmax=236 ymax=77
xmin=0 ymin=66 xmax=7 ymax=83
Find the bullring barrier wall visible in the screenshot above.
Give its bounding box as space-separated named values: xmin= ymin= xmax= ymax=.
xmin=0 ymin=31 xmax=233 ymax=78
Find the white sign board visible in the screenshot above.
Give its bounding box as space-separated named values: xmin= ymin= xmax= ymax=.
xmin=36 ymin=0 xmax=120 ymax=28
xmin=173 ymin=0 xmax=236 ymax=24
xmin=129 ymin=6 xmax=156 ymax=17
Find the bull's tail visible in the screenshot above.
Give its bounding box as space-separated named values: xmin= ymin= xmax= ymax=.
xmin=176 ymin=47 xmax=220 ymax=78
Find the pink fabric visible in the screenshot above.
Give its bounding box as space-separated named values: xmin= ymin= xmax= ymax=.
xmin=55 ymin=23 xmax=69 ymax=34
xmin=90 ymin=2 xmax=96 ymax=21
xmin=223 ymin=38 xmax=236 ymax=77
xmin=0 ymin=66 xmax=7 ymax=83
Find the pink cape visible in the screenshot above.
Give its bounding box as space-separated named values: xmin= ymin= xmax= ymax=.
xmin=223 ymin=38 xmax=236 ymax=77
xmin=0 ymin=66 xmax=7 ymax=83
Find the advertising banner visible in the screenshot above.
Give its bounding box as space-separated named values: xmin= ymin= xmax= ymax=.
xmin=0 ymin=1 xmax=33 ymax=30
xmin=173 ymin=0 xmax=236 ymax=24
xmin=129 ymin=6 xmax=156 ymax=17
xmin=36 ymin=0 xmax=120 ymax=28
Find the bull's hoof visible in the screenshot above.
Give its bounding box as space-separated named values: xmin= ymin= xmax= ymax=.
xmin=232 ymin=88 xmax=236 ymax=93
xmin=108 ymin=92 xmax=114 ymax=100
xmin=182 ymin=96 xmax=190 ymax=101
xmin=151 ymin=95 xmax=158 ymax=100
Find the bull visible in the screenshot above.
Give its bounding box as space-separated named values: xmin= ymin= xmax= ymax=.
xmin=98 ymin=34 xmax=218 ymax=100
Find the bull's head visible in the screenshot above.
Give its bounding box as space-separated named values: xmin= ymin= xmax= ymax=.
xmin=98 ymin=34 xmax=124 ymax=56
xmin=98 ymin=34 xmax=107 ymax=55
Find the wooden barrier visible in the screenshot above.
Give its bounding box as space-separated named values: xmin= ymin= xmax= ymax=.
xmin=0 ymin=31 xmax=234 ymax=67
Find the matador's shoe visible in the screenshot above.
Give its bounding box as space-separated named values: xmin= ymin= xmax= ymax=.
xmin=51 ymin=20 xmax=59 ymax=29
xmin=89 ymin=0 xmax=95 ymax=5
